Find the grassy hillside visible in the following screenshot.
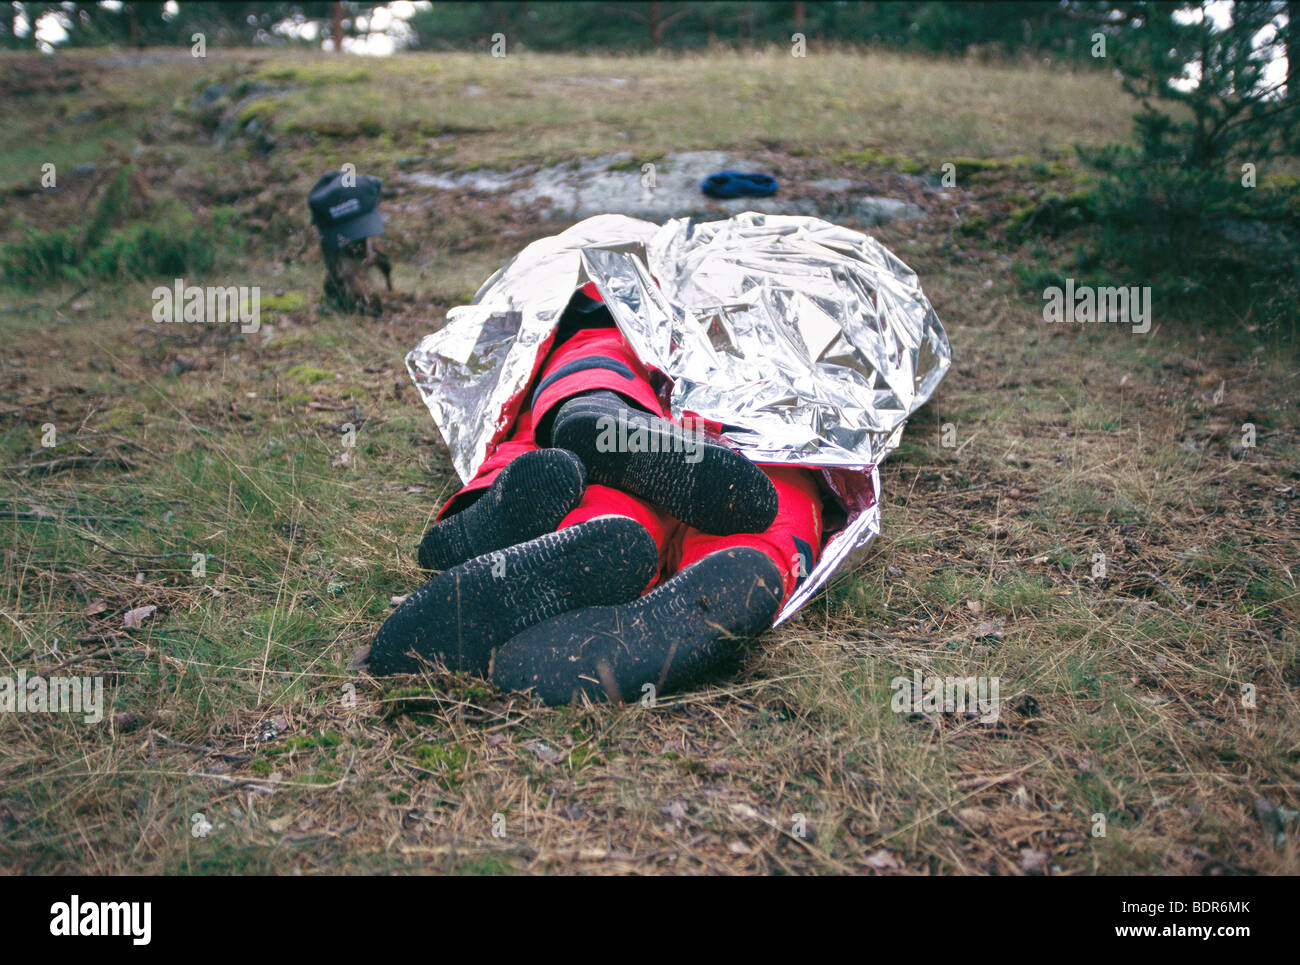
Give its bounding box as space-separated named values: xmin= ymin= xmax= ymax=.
xmin=1 ymin=48 xmax=1297 ymax=875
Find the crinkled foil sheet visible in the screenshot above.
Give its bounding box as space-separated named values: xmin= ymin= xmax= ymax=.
xmin=407 ymin=212 xmax=951 ymax=624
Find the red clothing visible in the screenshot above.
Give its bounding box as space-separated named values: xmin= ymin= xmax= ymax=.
xmin=438 ymin=309 xmax=824 ymax=606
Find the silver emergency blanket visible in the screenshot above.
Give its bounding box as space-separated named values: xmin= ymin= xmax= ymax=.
xmin=407 ymin=212 xmax=951 ymax=624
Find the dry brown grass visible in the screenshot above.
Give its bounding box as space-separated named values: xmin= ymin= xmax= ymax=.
xmin=0 ymin=49 xmax=1296 ymax=875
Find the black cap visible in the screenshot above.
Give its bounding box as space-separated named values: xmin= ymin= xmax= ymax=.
xmin=308 ymin=170 xmax=385 ymax=249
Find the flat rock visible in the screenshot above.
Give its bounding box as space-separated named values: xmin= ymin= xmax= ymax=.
xmin=401 ymin=151 xmax=924 ymax=226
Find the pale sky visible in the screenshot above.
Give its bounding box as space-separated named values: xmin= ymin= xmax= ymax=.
xmin=24 ymin=1 xmax=428 ymax=55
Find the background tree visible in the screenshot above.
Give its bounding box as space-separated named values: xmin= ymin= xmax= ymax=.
xmin=1070 ymin=1 xmax=1298 ymax=323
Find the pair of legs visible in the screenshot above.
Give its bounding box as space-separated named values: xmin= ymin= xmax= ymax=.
xmin=370 ymin=291 xmax=823 ymax=704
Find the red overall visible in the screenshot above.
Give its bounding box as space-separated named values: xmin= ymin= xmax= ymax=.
xmin=436 ymin=286 xmax=824 ymax=604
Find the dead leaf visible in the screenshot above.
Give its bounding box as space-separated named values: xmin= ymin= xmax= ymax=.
xmin=122 ymin=604 xmax=156 ymax=629
xmin=956 ymin=807 xmax=990 ymax=832
xmin=866 ymin=848 xmax=901 ymax=870
xmin=1019 ymin=848 xmax=1049 ymax=874
xmin=84 ymin=598 xmax=108 ymax=616
xmin=524 ymin=740 xmax=563 ymax=764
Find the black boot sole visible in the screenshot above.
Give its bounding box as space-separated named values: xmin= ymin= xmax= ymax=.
xmin=492 ymin=547 xmax=783 ymax=705
xmin=417 ymin=448 xmax=586 ymax=571
xmin=552 ymin=403 xmax=777 ymax=536
xmin=372 ymin=516 xmax=658 ymax=677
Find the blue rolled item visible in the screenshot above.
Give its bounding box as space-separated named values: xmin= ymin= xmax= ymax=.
xmin=700 ymin=170 xmax=779 ymax=199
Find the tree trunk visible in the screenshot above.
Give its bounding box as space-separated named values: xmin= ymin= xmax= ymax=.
xmin=333 ymin=1 xmax=345 ymax=54
xmin=649 ymin=1 xmax=662 ymax=49
xmin=1287 ymin=1 xmax=1297 ymax=103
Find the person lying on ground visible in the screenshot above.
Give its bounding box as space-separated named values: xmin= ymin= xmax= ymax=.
xmin=368 ymin=285 xmax=824 ymax=706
